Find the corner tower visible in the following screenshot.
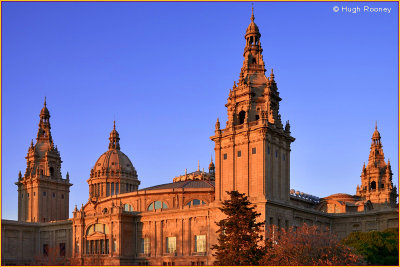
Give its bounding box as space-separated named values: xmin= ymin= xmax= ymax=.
xmin=87 ymin=122 xmax=140 ymax=202
xmin=210 ymin=9 xmax=295 ymax=202
xmin=356 ymin=124 xmax=397 ymax=205
xmin=15 ymin=99 xmax=72 ymax=222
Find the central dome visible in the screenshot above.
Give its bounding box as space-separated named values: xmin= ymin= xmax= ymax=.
xmin=90 ymin=122 xmax=138 ymax=180
xmin=92 ymin=149 xmax=137 ymax=177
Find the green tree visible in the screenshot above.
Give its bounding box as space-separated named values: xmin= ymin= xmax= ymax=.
xmin=342 ymin=228 xmax=399 ymax=265
xmin=212 ymin=191 xmax=265 ymax=265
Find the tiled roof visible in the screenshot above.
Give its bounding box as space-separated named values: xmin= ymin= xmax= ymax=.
xmin=139 ymin=180 xmax=215 ymax=191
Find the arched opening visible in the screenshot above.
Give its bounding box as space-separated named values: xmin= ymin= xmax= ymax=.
xmin=252 ymin=58 xmax=257 ymax=64
xmin=249 ymin=36 xmax=253 ymax=44
xmin=239 ymin=111 xmax=246 ymax=124
xmin=49 ymin=167 xmax=54 ymax=177
xmin=371 ymin=181 xmax=376 ymax=190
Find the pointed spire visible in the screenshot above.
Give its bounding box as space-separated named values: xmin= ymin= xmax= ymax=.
xmin=66 ymin=171 xmax=70 ymax=180
xmin=30 ymin=139 xmax=34 ymax=148
xmin=44 ymin=96 xmax=47 ymax=107
xmin=113 ymin=120 xmax=116 ymax=130
xmin=251 ymin=3 xmax=255 ymax=22
xmin=375 ymin=120 xmax=377 ymax=130
xmin=198 ymin=160 xmax=200 ymax=171
xmin=18 ymin=171 xmax=22 ymax=180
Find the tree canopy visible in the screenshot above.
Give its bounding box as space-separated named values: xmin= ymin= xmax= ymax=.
xmin=260 ymin=223 xmax=364 ymax=266
xmin=342 ymin=228 xmax=399 ymax=265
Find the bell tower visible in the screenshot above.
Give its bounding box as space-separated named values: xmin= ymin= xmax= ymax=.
xmin=211 ymin=8 xmax=295 ymax=202
xmin=356 ymin=123 xmax=397 ymax=205
xmin=15 ymin=98 xmax=72 ymax=222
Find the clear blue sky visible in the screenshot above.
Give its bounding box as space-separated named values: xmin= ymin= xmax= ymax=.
xmin=2 ymin=1 xmax=398 ymax=220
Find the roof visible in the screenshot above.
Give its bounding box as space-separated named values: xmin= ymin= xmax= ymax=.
xmin=139 ymin=180 xmax=215 ymax=191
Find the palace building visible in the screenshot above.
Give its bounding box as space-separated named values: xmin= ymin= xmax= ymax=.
xmin=1 ymin=9 xmax=398 ymax=266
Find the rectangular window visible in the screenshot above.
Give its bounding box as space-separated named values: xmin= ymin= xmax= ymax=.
xmin=105 ymin=239 xmax=109 ymax=254
xmin=285 ymin=220 xmax=289 ymax=232
xmin=43 ymin=191 xmax=46 ymax=196
xmin=61 ymin=194 xmax=64 ymax=199
xmin=106 ymin=183 xmax=110 ymax=196
xmin=43 ymin=244 xmax=49 ymax=256
xmin=140 ymin=237 xmax=150 ymax=254
xmin=27 ymin=193 xmax=29 ymax=198
xmin=166 ymin=237 xmax=176 ymax=254
xmin=283 ymin=154 xmax=286 ymax=161
xmin=223 ymin=153 xmax=227 ymax=160
xmin=252 ymin=147 xmax=256 ymax=154
xmin=195 ymin=235 xmax=206 ymax=253
xmin=275 ymin=151 xmax=278 ymax=158
xmin=269 ymin=217 xmax=273 ymax=226
xmin=237 ymin=151 xmax=241 ymax=157
xmin=86 ymin=240 xmax=89 ymax=254
xmin=59 ymin=243 xmax=66 ymax=257
xmin=111 ymin=183 xmax=114 ymax=196
xmin=21 ymin=194 xmax=23 ymax=199
xmin=116 ymin=183 xmax=119 ymax=195
xmin=113 ymin=240 xmax=117 ymax=252
xmin=100 ymin=240 xmax=104 ymax=254
xmin=53 ymin=193 xmax=56 ymax=198
xmin=126 ymin=183 xmax=129 ymax=192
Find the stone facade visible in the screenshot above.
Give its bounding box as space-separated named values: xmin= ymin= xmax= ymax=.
xmin=2 ymin=8 xmax=398 ymax=266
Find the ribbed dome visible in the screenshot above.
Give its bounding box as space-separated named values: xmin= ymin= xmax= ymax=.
xmin=92 ymin=149 xmax=137 ymax=177
xmin=90 ymin=122 xmax=138 ymax=180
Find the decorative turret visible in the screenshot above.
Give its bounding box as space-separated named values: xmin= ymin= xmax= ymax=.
xmin=357 ymin=123 xmax=397 ymax=206
xmin=108 ymin=120 xmax=120 ymax=150
xmin=209 ymin=156 xmax=215 ymax=175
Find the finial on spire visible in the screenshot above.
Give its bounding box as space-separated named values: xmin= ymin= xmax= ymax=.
xmin=211 ymin=154 xmax=213 ymax=163
xmin=251 ymin=3 xmax=255 ymax=22
xmin=198 ymin=160 xmax=200 ymax=171
xmin=375 ymin=121 xmax=377 ymax=130
xmin=44 ymin=96 xmax=47 ymax=107
xmin=113 ymin=120 xmax=116 ymax=130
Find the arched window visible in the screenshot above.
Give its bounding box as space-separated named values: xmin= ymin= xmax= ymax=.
xmin=49 ymin=167 xmax=54 ymax=177
xmin=86 ymin=223 xmax=109 ymax=236
xmin=239 ymin=111 xmax=246 ymax=124
xmin=124 ymin=204 xmax=133 ymax=212
xmin=186 ymin=199 xmax=206 ymax=207
xmin=371 ymin=181 xmax=376 ymax=190
xmin=147 ymin=201 xmax=168 ymax=211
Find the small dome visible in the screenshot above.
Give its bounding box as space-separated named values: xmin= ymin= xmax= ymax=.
xmin=245 ymin=7 xmax=260 ymax=36
xmin=323 ymin=193 xmax=355 ymax=202
xmin=246 ymin=21 xmax=259 ymax=35
xmin=372 ymin=128 xmax=381 ymax=139
xmin=40 ymin=106 xmax=50 ymax=116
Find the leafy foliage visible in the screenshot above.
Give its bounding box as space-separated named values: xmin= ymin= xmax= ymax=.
xmin=260 ymin=224 xmax=364 ymax=266
xmin=342 ymin=228 xmax=399 ymax=265
xmin=211 ymin=191 xmax=265 ymax=265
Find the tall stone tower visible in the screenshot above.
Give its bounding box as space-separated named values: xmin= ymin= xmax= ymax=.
xmin=356 ymin=124 xmax=397 ymax=205
xmin=210 ymin=9 xmax=295 ymax=202
xmin=15 ymin=99 xmax=72 ymax=222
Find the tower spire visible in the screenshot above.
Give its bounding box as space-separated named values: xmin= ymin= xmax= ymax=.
xmin=251 ymin=4 xmax=255 ymax=22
